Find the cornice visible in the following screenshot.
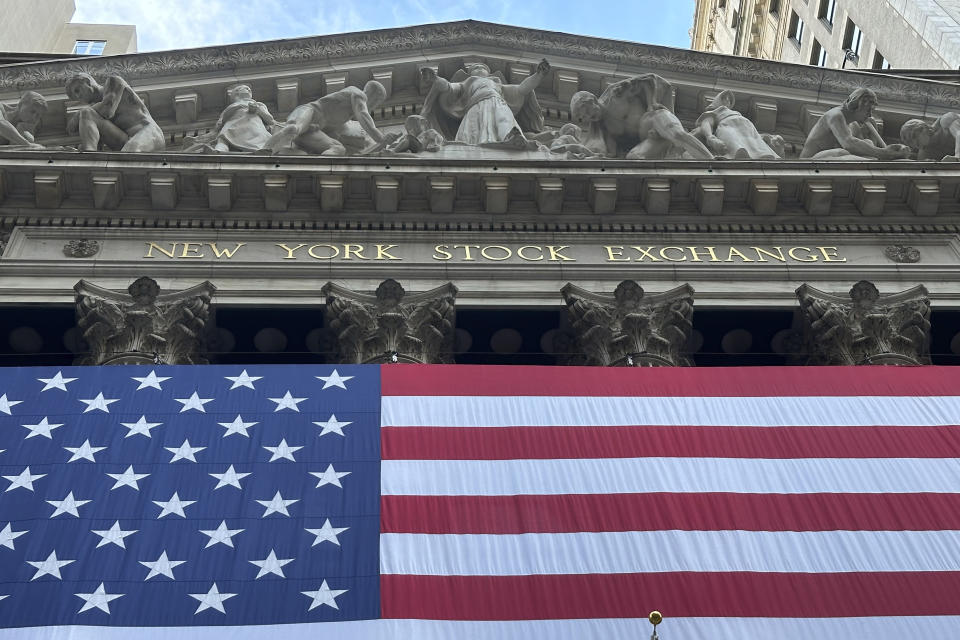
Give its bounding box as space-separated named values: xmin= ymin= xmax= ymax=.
xmin=2 ymin=20 xmax=959 ymax=109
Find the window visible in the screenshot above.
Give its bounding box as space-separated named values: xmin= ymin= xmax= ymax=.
xmin=788 ymin=11 xmax=805 ymax=45
xmin=842 ymin=19 xmax=863 ymax=57
xmin=872 ymin=50 xmax=892 ymax=70
xmin=73 ymin=40 xmax=106 ymax=55
xmin=818 ymin=0 xmax=837 ymax=25
xmin=810 ymin=40 xmax=828 ymax=66
xmin=770 ymin=0 xmax=780 ymax=14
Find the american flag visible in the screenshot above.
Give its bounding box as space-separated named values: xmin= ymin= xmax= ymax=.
xmin=1 ymin=364 xmax=960 ymax=639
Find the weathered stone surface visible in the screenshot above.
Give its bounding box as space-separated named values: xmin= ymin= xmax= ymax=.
xmin=321 ymin=278 xmax=457 ymax=364
xmin=795 ymin=281 xmax=931 ymax=365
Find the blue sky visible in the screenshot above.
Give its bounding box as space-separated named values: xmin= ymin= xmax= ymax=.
xmin=73 ymin=0 xmax=696 ymax=52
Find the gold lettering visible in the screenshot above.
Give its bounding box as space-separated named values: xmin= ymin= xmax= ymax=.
xmin=453 ymin=244 xmax=479 ymax=261
xmin=604 ymin=246 xmax=629 ymax=262
xmin=343 ymin=243 xmax=367 ymax=260
xmin=788 ymin=246 xmax=819 ymax=262
xmin=547 ymin=245 xmax=575 ymax=261
xmin=659 ymin=247 xmax=687 ymax=262
xmin=818 ymin=246 xmax=846 ymax=262
xmin=725 ymin=247 xmax=754 ymax=262
xmin=631 ymin=246 xmax=661 ymax=262
xmin=277 ymin=243 xmax=306 ymax=259
xmin=687 ymin=246 xmax=720 ymax=262
xmin=517 ymin=245 xmax=544 ymax=261
xmin=751 ymin=246 xmax=786 ymax=262
xmin=144 ymin=242 xmax=178 ymax=259
xmin=308 ymin=244 xmax=339 ymax=260
xmin=376 ymin=244 xmax=401 ymax=260
xmin=433 ymin=245 xmax=453 ymax=261
xmin=207 ymin=242 xmax=246 ymax=258
xmin=179 ymin=242 xmax=204 ymax=259
xmin=480 ymin=245 xmax=512 ymax=261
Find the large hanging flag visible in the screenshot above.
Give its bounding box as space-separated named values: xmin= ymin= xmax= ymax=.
xmin=0 ymin=364 xmax=959 ymax=639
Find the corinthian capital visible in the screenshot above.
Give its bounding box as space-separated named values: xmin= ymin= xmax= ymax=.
xmin=74 ymin=277 xmax=216 ymax=365
xmin=560 ymin=280 xmax=695 ymax=367
xmin=321 ymin=278 xmax=458 ymax=364
xmin=796 ymin=280 xmax=931 ymax=365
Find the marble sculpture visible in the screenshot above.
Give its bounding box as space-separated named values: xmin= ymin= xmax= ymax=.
xmin=695 ymin=90 xmax=780 ymax=159
xmin=0 ymin=91 xmax=47 ymax=148
xmin=65 ymin=73 xmax=165 ymax=152
xmin=183 ymin=84 xmax=280 ymax=153
xmin=900 ymin=112 xmax=960 ymax=161
xmin=799 ymin=88 xmax=910 ymax=160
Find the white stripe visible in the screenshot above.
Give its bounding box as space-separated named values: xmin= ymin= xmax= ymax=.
xmin=382 ymin=457 xmax=960 ymax=495
xmin=3 ymin=618 xmax=960 ymax=640
xmin=382 ymin=395 xmax=960 ymax=427
xmin=380 ymin=529 xmax=960 ymax=575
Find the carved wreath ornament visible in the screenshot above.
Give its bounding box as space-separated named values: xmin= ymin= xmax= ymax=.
xmin=884 ymin=244 xmax=921 ymax=264
xmin=63 ymin=239 xmax=101 ymax=258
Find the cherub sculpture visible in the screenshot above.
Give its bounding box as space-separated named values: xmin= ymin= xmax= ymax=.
xmin=65 ymin=72 xmax=165 ymax=152
xmin=379 ymin=115 xmax=444 ymax=154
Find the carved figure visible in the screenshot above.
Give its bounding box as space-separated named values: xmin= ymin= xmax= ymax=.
xmin=560 ymin=280 xmax=695 ymax=366
xmin=796 ymin=280 xmax=930 ymax=365
xmin=900 ymin=112 xmax=960 ymax=161
xmin=548 ymin=123 xmax=598 ymax=158
xmin=321 ymin=278 xmax=457 ymax=364
xmin=263 ymin=80 xmax=394 ymax=155
xmin=74 ymin=276 xmax=215 ymax=365
xmin=183 ymin=84 xmax=279 ymax=153
xmin=420 ymin=60 xmax=548 ymax=148
xmin=799 ymin=88 xmax=910 ymax=160
xmin=0 ymin=91 xmax=47 ymax=148
xmin=380 ymin=115 xmax=444 ymax=153
xmin=65 ymin=73 xmax=165 ymax=152
xmin=695 ymin=90 xmax=780 ymax=159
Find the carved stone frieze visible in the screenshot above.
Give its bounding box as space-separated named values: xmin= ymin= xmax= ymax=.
xmin=884 ymin=244 xmax=921 ymax=263
xmin=795 ymin=280 xmax=931 ymax=365
xmin=560 ymin=280 xmax=695 ymax=367
xmin=74 ymin=276 xmax=216 ymax=365
xmin=321 ymin=278 xmax=457 ymax=364
xmin=63 ymin=239 xmax=101 ymax=258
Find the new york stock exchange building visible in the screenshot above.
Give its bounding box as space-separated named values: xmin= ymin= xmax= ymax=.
xmin=2 ymin=19 xmax=960 ymax=640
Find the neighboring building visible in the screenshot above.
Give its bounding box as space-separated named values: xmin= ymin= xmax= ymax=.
xmin=1 ymin=0 xmax=136 ymax=58
xmin=692 ymin=0 xmax=960 ymax=70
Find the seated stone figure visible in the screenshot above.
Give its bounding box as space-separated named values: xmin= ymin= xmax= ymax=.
xmin=548 ymin=123 xmax=598 ymax=158
xmin=900 ymin=113 xmax=960 ymax=161
xmin=65 ymin=73 xmax=165 ymax=152
xmin=695 ymin=90 xmax=780 ymax=159
xmin=263 ymin=81 xmax=395 ymax=155
xmin=183 ymin=84 xmax=279 ymax=153
xmin=380 ymin=115 xmax=444 ymax=154
xmin=799 ymin=88 xmax=910 ymax=160
xmin=0 ymin=91 xmax=47 ymax=148
xmin=570 ymin=74 xmax=713 ymax=160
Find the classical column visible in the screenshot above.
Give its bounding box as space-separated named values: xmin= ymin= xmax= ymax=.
xmin=321 ymin=278 xmax=458 ymax=364
xmin=74 ymin=277 xmax=216 ymax=365
xmin=795 ymin=280 xmax=931 ymax=365
xmin=560 ymin=280 xmax=695 ymax=367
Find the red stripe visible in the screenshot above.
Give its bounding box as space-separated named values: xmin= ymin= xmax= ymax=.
xmin=381 ymin=572 xmax=960 ymax=619
xmin=382 ymin=492 xmax=960 ymax=533
xmin=381 ymin=364 xmax=960 ymax=397
xmin=381 ymin=425 xmax=960 ymax=459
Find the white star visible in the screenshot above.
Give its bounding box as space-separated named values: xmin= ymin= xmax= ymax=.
xmin=119 ymin=415 xmax=163 ymax=438
xmin=189 ymin=583 xmax=236 ymax=614
xmin=209 ymin=465 xmax=251 ymax=490
xmin=267 ymin=390 xmax=307 ymax=412
xmin=38 ymin=371 xmax=77 ymax=392
xmin=47 ymin=492 xmax=91 ymax=518
xmin=174 ymin=391 xmax=214 ymax=413
xmin=263 ymin=438 xmax=303 ymax=462
xmin=27 ymin=550 xmax=74 ymax=580
xmin=165 ymin=439 xmax=206 ymax=463
xmin=0 ymin=394 xmax=23 ymax=415
xmin=256 ymin=491 xmax=299 ymax=517
xmin=302 ymin=580 xmax=348 ymax=611
xmin=153 ymin=492 xmax=197 ymax=518
xmin=199 ymin=521 xmax=244 ymax=548
xmin=139 ymin=551 xmax=185 ymax=580
xmin=217 ymin=415 xmax=258 ymax=438
xmin=132 ymin=370 xmax=171 ymax=390
xmin=91 ymin=521 xmax=137 ymax=549
xmin=75 ymin=583 xmax=123 ymax=614
xmin=64 ymin=439 xmax=106 ymax=462
xmin=106 ymin=465 xmax=149 ymax=491
xmin=21 ymin=417 xmax=64 ymax=440
xmin=0 ymin=523 xmax=27 ymax=550
xmin=310 ymin=464 xmax=351 ymax=489
xmin=313 ymin=414 xmax=352 ymax=437
xmin=78 ymin=392 xmax=119 ymax=413
xmin=249 ymin=549 xmax=294 ymax=578
xmin=316 ymin=369 xmax=354 ymax=390
xmin=3 ymin=467 xmax=46 ymax=492
xmin=305 ymin=519 xmax=350 ymax=547
xmin=225 ymin=369 xmax=261 ymax=390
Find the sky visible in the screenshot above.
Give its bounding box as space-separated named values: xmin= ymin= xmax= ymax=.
xmin=72 ymin=0 xmax=696 ymax=53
